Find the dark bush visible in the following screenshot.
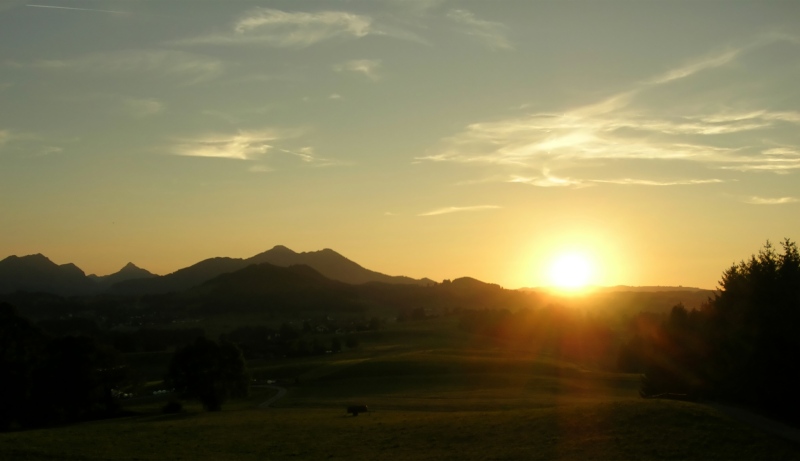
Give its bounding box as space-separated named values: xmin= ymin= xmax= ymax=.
xmin=162 ymin=401 xmax=183 ymax=414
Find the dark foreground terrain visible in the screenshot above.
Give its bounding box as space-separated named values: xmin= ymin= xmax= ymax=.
xmin=2 ymin=318 xmax=799 ymax=461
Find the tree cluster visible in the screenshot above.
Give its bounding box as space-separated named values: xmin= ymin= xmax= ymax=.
xmin=633 ymin=240 xmax=800 ymax=420
xmin=166 ymin=337 xmax=249 ymax=411
xmin=0 ymin=303 xmax=126 ymax=430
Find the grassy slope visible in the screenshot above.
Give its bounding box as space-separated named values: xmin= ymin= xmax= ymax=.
xmin=2 ymin=318 xmax=799 ymax=460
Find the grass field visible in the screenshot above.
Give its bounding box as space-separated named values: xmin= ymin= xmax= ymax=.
xmin=2 ymin=318 xmax=799 ymax=460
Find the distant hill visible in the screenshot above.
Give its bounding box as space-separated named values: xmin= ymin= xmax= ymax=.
xmin=111 ymin=257 xmax=246 ymax=295
xmin=112 ymin=245 xmax=433 ymax=295
xmin=0 ymin=254 xmax=96 ymax=296
xmin=88 ymin=262 xmax=155 ymax=288
xmin=188 ymin=262 xmax=359 ymax=312
xmin=249 ymin=245 xmax=434 ymax=286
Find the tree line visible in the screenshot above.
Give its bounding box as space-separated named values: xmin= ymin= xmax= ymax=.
xmin=0 ymin=303 xmax=127 ymax=429
xmin=625 ymin=240 xmax=800 ymax=421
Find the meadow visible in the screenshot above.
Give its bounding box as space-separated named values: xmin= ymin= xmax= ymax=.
xmin=2 ymin=318 xmax=799 ymax=460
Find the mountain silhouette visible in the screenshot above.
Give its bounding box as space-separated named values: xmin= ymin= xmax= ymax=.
xmin=89 ymin=262 xmax=156 ymax=288
xmin=248 ymin=245 xmax=434 ymax=286
xmin=111 ymin=257 xmax=244 ymax=295
xmin=180 ymin=262 xmax=360 ymax=313
xmin=0 ymin=254 xmax=96 ymax=296
xmin=112 ymin=245 xmax=432 ymax=295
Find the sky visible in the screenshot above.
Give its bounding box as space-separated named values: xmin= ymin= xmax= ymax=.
xmin=1 ymin=0 xmax=799 ymax=289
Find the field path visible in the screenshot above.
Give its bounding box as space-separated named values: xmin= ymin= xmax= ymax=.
xmin=710 ymin=402 xmax=800 ymax=443
xmin=253 ymin=385 xmax=287 ymax=408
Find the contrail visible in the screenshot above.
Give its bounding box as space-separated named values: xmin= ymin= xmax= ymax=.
xmin=27 ymin=4 xmax=129 ymax=14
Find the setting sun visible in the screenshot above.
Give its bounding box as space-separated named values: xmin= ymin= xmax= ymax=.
xmin=549 ymin=253 xmax=594 ymax=290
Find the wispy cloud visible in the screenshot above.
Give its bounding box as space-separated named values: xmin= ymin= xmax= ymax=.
xmin=172 ymin=128 xmax=340 ymax=168
xmin=446 ymin=9 xmax=512 ymax=50
xmin=122 ymin=97 xmax=163 ymax=117
xmin=506 ymin=172 xmax=726 ymax=188
xmin=508 ymin=171 xmax=583 ymax=188
xmin=719 ymin=149 xmax=800 ymax=172
xmin=27 ymin=4 xmax=130 ymax=15
xmin=27 ymin=50 xmax=223 ymax=84
xmin=743 ymin=196 xmax=798 ymax=205
xmin=173 ymin=129 xmax=286 ymax=160
xmin=334 ymin=59 xmax=381 ymax=80
xmin=0 ymin=129 xmax=65 ymax=157
xmin=421 ymin=34 xmax=800 ymax=184
xmin=591 ymin=178 xmax=725 ymax=186
xmin=36 ymin=146 xmax=63 ymax=156
xmin=648 ymin=49 xmax=740 ymax=85
xmin=176 ymin=8 xmax=394 ymax=48
xmin=419 ymin=205 xmax=501 ymax=216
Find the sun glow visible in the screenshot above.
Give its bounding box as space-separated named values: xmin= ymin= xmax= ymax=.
xmin=548 ymin=253 xmax=594 ymax=291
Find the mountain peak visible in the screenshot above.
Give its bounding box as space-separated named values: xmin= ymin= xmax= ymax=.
xmin=1 ymin=253 xmax=58 ymax=269
xmin=114 ymin=262 xmax=154 ymax=277
xmin=121 ymin=262 xmax=140 ymax=271
xmin=0 ymin=253 xmax=95 ymax=296
xmin=21 ymin=253 xmax=53 ymax=264
xmin=269 ymin=245 xmax=296 ymax=254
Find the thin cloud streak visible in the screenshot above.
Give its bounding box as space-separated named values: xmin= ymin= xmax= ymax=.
xmin=422 ymin=34 xmax=800 ymax=182
xmin=508 ymin=172 xmax=583 ymax=188
xmin=505 ymin=173 xmax=726 ymax=188
xmin=446 ymin=8 xmax=512 ymax=50
xmin=172 ymin=129 xmax=339 ymax=168
xmin=418 ymin=205 xmax=501 ymax=216
xmin=27 ymin=4 xmax=130 ymax=14
xmin=743 ymin=196 xmax=798 ymax=205
xmin=175 ymin=8 xmax=416 ymax=48
xmin=122 ymin=98 xmax=163 ymax=117
xmin=172 ymin=129 xmax=284 ymax=160
xmin=334 ymin=59 xmax=381 ymax=80
xmin=591 ymin=178 xmax=725 ymax=186
xmin=648 ymin=49 xmax=740 ymax=85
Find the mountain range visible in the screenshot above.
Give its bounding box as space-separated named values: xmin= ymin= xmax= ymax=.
xmin=0 ymin=246 xmax=434 ymax=296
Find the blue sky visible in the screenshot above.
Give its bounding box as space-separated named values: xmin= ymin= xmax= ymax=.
xmin=1 ymin=0 xmax=799 ymax=288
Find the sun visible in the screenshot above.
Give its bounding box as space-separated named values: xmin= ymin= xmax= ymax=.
xmin=548 ymin=253 xmax=593 ymax=291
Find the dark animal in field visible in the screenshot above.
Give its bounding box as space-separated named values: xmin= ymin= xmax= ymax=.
xmin=347 ymin=404 xmax=369 ymax=416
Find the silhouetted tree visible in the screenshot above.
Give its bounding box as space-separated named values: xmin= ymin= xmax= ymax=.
xmin=312 ymin=338 xmax=326 ymax=355
xmin=705 ymin=239 xmax=800 ymax=416
xmin=31 ymin=336 xmax=126 ymax=423
xmin=0 ymin=303 xmax=47 ymax=429
xmin=279 ymin=323 xmax=300 ymax=341
xmin=1 ymin=303 xmax=126 ymax=429
xmin=345 ymin=336 xmax=360 ymax=349
xmin=167 ymin=337 xmax=249 ymax=411
xmin=331 ymin=337 xmax=342 ymax=353
xmin=640 ymin=240 xmax=800 ymax=420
